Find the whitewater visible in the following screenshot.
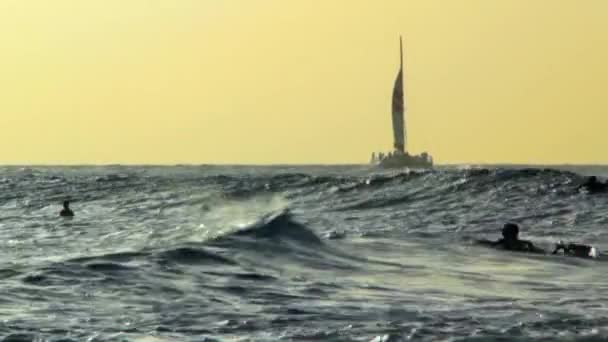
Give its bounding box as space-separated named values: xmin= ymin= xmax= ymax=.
xmin=1 ymin=165 xmax=607 ymax=342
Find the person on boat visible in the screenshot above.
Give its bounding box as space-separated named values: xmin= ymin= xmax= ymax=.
xmin=476 ymin=223 xmax=545 ymax=254
xmin=552 ymin=241 xmax=599 ymax=258
xmin=60 ymin=200 xmax=74 ymax=217
xmin=578 ymin=176 xmax=608 ymax=193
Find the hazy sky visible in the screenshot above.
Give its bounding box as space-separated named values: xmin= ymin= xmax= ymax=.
xmin=1 ymin=0 xmax=607 ymax=164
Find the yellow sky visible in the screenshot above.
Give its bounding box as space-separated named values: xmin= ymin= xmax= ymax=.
xmin=1 ymin=0 xmax=607 ymax=164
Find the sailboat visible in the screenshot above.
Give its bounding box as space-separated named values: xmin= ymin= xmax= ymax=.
xmin=370 ymin=37 xmax=433 ymax=169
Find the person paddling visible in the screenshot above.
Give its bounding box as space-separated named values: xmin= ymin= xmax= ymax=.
xmin=60 ymin=200 xmax=74 ymax=217
xmin=476 ymin=223 xmax=600 ymax=259
xmin=476 ymin=223 xmax=545 ymax=254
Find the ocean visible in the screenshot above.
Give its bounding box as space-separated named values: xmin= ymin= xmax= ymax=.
xmin=1 ymin=165 xmax=607 ymax=342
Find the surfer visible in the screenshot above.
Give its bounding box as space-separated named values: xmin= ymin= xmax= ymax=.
xmin=477 ymin=223 xmax=600 ymax=259
xmin=578 ymin=176 xmax=608 ymax=194
xmin=476 ymin=223 xmax=545 ymax=254
xmin=60 ymin=200 xmax=74 ymax=217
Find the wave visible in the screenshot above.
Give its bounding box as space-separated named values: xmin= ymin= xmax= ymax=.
xmin=95 ymin=173 xmax=133 ymax=183
xmin=156 ymin=247 xmax=237 ymax=265
xmin=201 ymin=168 xmax=590 ymax=209
xmin=229 ymin=209 xmax=322 ymax=244
xmin=67 ymin=247 xmax=237 ymax=268
xmin=22 ymin=208 xmax=317 ymax=271
xmin=2 ymin=166 xmax=595 ymax=213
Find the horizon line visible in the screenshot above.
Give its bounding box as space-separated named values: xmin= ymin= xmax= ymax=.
xmin=0 ymin=162 xmax=607 ymax=167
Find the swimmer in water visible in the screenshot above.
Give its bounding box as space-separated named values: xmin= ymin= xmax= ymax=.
xmin=60 ymin=200 xmax=74 ymax=217
xmin=476 ymin=223 xmax=545 ymax=254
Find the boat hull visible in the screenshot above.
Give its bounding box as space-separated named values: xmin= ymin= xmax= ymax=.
xmin=373 ymin=154 xmax=433 ymax=169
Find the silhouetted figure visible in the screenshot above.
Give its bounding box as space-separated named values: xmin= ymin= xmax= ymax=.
xmin=476 ymin=223 xmax=545 ymax=254
xmin=552 ymin=241 xmax=598 ymax=258
xmin=60 ymin=200 xmax=74 ymax=217
xmin=578 ymin=176 xmax=608 ymax=194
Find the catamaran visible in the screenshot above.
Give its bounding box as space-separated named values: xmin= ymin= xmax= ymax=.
xmin=370 ymin=37 xmax=433 ymax=169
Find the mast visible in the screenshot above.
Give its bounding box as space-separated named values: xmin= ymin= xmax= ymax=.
xmin=400 ymin=35 xmax=403 ymax=70
xmin=391 ymin=36 xmax=406 ymax=153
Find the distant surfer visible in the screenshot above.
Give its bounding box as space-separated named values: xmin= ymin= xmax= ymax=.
xmin=476 ymin=223 xmax=600 ymax=259
xmin=475 ymin=223 xmax=545 ymax=254
xmin=578 ymin=176 xmax=608 ymax=194
xmin=60 ymin=200 xmax=74 ymax=217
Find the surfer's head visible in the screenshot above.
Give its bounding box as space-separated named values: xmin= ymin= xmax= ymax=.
xmin=63 ymin=200 xmax=70 ymax=209
xmin=502 ymin=223 xmax=519 ymax=241
xmin=589 ymin=176 xmax=598 ymax=183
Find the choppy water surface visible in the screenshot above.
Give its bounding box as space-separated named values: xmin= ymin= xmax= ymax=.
xmin=1 ymin=165 xmax=608 ymax=341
